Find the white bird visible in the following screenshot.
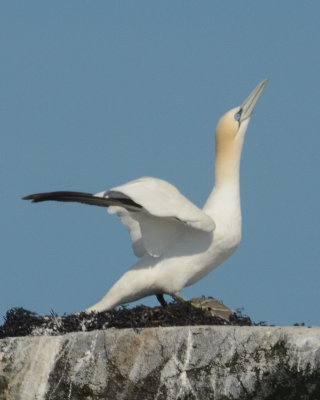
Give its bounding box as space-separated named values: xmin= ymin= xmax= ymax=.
xmin=23 ymin=79 xmax=268 ymax=313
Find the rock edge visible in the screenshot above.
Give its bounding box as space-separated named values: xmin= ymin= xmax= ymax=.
xmin=1 ymin=326 xmax=320 ymax=399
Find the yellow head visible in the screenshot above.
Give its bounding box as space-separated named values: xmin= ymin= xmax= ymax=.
xmin=214 ymin=79 xmax=268 ymax=185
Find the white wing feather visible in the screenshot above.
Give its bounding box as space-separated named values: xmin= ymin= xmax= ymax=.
xmin=96 ymin=177 xmax=215 ymax=258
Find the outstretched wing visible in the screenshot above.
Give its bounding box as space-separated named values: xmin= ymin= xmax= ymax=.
xmin=97 ymin=177 xmax=215 ymax=257
xmin=22 ymin=176 xmax=215 ymax=258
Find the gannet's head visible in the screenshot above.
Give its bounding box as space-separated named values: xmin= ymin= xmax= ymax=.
xmin=214 ymin=79 xmax=268 ymax=181
xmin=216 ymin=80 xmax=268 ymax=152
xmin=216 ymin=79 xmax=268 ymax=161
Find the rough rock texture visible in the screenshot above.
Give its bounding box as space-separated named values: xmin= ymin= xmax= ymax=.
xmin=0 ymin=326 xmax=319 ymax=399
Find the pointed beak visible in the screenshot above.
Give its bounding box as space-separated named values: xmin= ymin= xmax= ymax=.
xmin=240 ymin=79 xmax=268 ymax=122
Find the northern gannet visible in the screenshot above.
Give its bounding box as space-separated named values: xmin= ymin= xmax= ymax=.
xmin=23 ymin=79 xmax=268 ymax=313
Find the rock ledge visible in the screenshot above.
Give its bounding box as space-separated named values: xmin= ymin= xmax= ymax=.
xmin=0 ymin=326 xmax=320 ymax=399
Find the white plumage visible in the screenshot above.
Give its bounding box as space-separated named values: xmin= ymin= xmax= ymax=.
xmin=99 ymin=177 xmax=215 ymax=258
xmin=23 ymin=79 xmax=268 ymax=312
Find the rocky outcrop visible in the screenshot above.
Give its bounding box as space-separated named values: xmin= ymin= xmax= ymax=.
xmin=0 ymin=326 xmax=320 ymax=399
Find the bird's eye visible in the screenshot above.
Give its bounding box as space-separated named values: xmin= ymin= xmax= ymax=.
xmin=234 ymin=111 xmax=241 ymax=122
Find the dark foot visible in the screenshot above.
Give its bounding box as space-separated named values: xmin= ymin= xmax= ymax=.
xmin=156 ymin=294 xmax=167 ymax=307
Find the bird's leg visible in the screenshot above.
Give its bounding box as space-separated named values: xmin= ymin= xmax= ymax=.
xmin=156 ymin=294 xmax=167 ymax=307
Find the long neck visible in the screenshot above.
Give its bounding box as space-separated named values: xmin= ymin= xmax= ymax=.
xmin=203 ymin=137 xmax=244 ymax=224
xmin=214 ymin=137 xmax=242 ymax=189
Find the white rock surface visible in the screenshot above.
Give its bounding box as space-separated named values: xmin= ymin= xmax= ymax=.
xmin=0 ymin=326 xmax=320 ymax=399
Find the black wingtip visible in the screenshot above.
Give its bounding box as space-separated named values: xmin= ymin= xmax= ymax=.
xmin=22 ymin=193 xmax=47 ymax=202
xmin=21 ymin=190 xmax=143 ymax=209
xmin=21 ymin=191 xmax=95 ymax=204
xmin=22 ymin=195 xmax=35 ymax=201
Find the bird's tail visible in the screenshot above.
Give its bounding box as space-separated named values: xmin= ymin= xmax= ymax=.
xmin=22 ymin=191 xmax=142 ymax=209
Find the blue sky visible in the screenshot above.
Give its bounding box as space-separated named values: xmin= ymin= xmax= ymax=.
xmin=1 ymin=1 xmax=319 ymax=326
